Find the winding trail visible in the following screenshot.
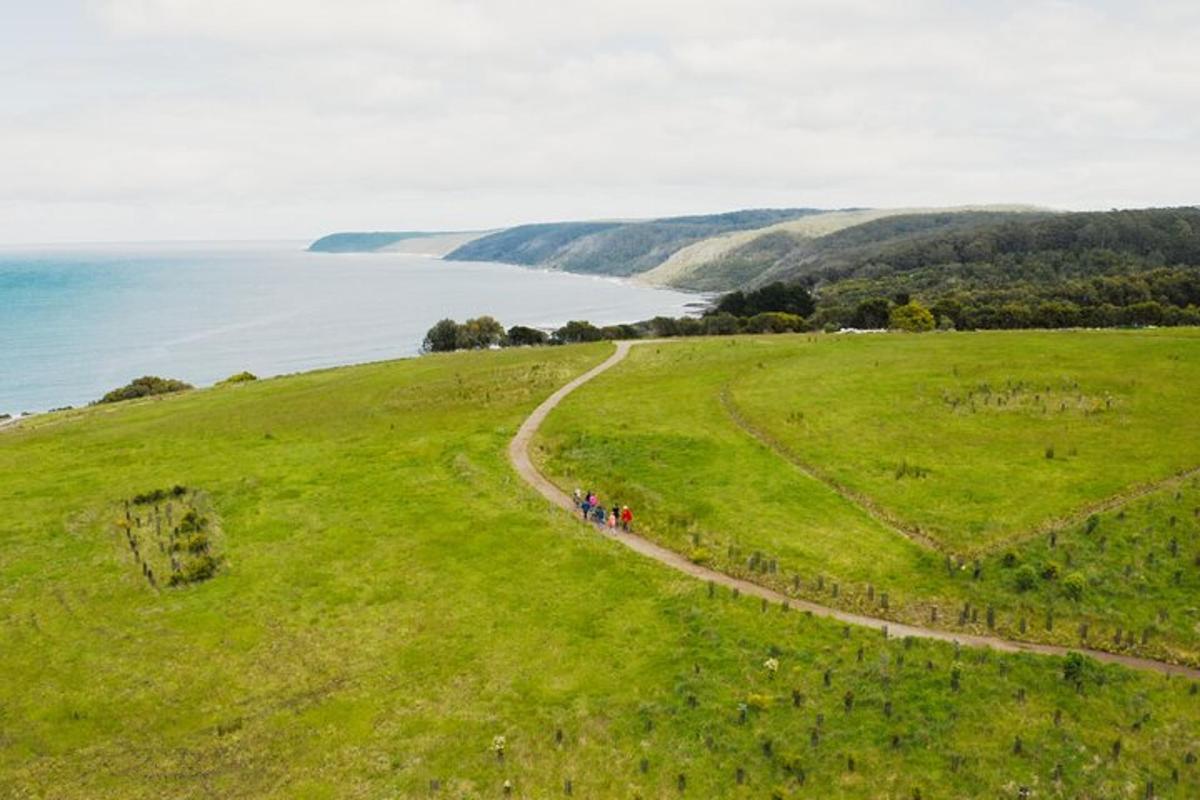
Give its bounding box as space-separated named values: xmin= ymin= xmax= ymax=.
xmin=509 ymin=341 xmax=1200 ymax=679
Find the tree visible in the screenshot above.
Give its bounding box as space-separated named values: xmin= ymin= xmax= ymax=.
xmin=553 ymin=320 xmax=603 ymax=344
xmin=422 ymin=318 xmax=464 ymax=353
xmin=888 ymin=301 xmax=935 ymax=332
xmin=505 ymin=325 xmax=548 ymax=346
xmin=851 ymin=298 xmax=891 ymax=329
xmin=650 ymin=316 xmax=680 ymax=337
xmin=713 ymin=282 xmax=814 ymax=318
xmin=460 ymin=315 xmax=505 ymax=349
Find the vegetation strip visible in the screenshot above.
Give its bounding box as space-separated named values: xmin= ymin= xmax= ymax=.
xmin=719 ymin=386 xmax=943 ymax=552
xmin=971 ymin=464 xmax=1200 ymax=558
xmin=511 ymin=340 xmax=1200 ymax=679
xmin=722 ymin=382 xmax=1200 ymax=561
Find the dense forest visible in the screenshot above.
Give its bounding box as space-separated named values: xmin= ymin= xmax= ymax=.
xmin=800 ymin=208 xmax=1200 ymax=330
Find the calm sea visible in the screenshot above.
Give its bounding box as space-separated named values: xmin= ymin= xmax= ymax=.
xmin=0 ymin=241 xmax=701 ymax=415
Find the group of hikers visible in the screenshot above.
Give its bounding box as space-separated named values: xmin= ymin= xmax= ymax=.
xmin=573 ymin=488 xmax=633 ymax=532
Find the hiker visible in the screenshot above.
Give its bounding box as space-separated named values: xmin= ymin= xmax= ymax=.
xmin=573 ymin=488 xmax=582 ymax=507
xmin=580 ymin=497 xmax=591 ymax=521
xmin=620 ymin=505 xmax=633 ymax=531
xmin=588 ymin=491 xmax=598 ymax=507
xmin=607 ymin=509 xmax=617 ymax=529
xmin=592 ymin=504 xmax=606 ymax=524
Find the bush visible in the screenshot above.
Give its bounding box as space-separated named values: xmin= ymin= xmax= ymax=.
xmin=1062 ymin=572 xmax=1085 ymax=601
xmin=888 ymin=301 xmax=936 ymax=332
xmin=1041 ymin=562 xmax=1060 ymax=581
xmin=688 ymin=547 xmax=712 ymax=565
xmin=178 ymin=509 xmax=206 ymax=534
xmin=219 ymin=371 xmax=258 ymax=384
xmin=505 ymin=325 xmax=548 ymax=346
xmin=745 ymin=312 xmax=804 ymax=334
xmin=170 ymin=554 xmax=220 ymax=586
xmin=650 ymin=316 xmax=680 ymax=337
xmin=99 ymin=376 xmax=193 ymax=404
xmin=1062 ymin=651 xmax=1101 ymax=686
xmin=1014 ymin=565 xmax=1037 ymax=592
xmin=1001 ymin=551 xmax=1019 ymax=568
xmin=702 ymin=312 xmax=739 ymax=335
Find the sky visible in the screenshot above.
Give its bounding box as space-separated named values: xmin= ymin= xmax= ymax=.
xmin=1 ymin=0 xmax=1198 ymax=243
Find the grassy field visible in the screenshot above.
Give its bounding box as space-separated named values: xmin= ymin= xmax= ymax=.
xmin=3 ymin=342 xmax=1199 ymax=797
xmin=534 ymin=331 xmax=1200 ymax=666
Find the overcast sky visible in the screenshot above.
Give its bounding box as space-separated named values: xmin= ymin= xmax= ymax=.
xmin=2 ymin=1 xmax=1198 ymax=243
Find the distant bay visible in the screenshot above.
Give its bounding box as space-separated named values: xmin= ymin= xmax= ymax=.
xmin=0 ymin=241 xmax=701 ymax=415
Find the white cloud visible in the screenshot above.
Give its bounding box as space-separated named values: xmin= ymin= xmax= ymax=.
xmin=0 ymin=0 xmax=1196 ymax=242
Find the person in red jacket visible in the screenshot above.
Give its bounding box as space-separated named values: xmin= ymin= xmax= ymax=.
xmin=620 ymin=505 xmax=633 ymax=532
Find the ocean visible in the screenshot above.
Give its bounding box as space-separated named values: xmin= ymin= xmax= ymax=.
xmin=0 ymin=241 xmax=701 ymax=415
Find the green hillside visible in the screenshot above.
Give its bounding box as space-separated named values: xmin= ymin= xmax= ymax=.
xmin=5 ymin=340 xmax=1200 ymax=797
xmin=444 ymin=209 xmax=824 ymax=276
xmin=535 ymin=331 xmax=1200 ymax=667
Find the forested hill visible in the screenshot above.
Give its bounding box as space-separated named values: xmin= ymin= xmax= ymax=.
xmin=803 ymin=207 xmax=1200 ymax=330
xmin=442 ymin=208 xmax=825 ymax=276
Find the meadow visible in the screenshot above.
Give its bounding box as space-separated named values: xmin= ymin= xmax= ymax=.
xmin=2 ymin=339 xmax=1199 ymax=797
xmin=534 ymin=330 xmax=1200 ymax=666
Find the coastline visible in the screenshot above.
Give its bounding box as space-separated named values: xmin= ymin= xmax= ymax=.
xmin=1 ymin=244 xmax=701 ymax=416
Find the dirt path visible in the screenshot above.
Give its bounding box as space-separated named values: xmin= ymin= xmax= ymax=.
xmin=508 ymin=341 xmax=1200 ymax=679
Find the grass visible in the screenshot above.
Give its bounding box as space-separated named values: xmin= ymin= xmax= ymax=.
xmin=3 ymin=340 xmax=1200 ymax=797
xmin=534 ymin=331 xmax=1200 ymax=665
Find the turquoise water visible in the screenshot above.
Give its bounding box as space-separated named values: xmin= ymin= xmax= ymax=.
xmin=0 ymin=242 xmax=700 ymax=414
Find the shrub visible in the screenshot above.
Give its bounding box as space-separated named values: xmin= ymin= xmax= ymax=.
xmin=649 ymin=316 xmax=680 ymax=337
xmin=745 ymin=693 xmax=773 ymax=711
xmin=98 ymin=376 xmax=193 ymax=404
xmin=178 ymin=509 xmax=206 ymax=534
xmin=170 ymin=554 xmax=220 ymax=585
xmin=1041 ymin=562 xmax=1060 ymax=581
xmin=599 ymin=324 xmax=641 ymax=340
xmin=745 ymin=312 xmax=804 ymax=334
xmin=688 ymin=547 xmax=712 ymax=565
xmin=219 ymin=371 xmax=258 ymax=384
xmin=1001 ymin=551 xmax=1019 ymax=568
xmin=1062 ymin=572 xmax=1085 ymax=601
xmin=888 ymin=301 xmax=936 ymax=332
xmin=702 ymin=312 xmax=739 ymax=335
xmin=1014 ymin=565 xmax=1037 ymax=592
xmin=1062 ymin=651 xmax=1101 ymax=686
